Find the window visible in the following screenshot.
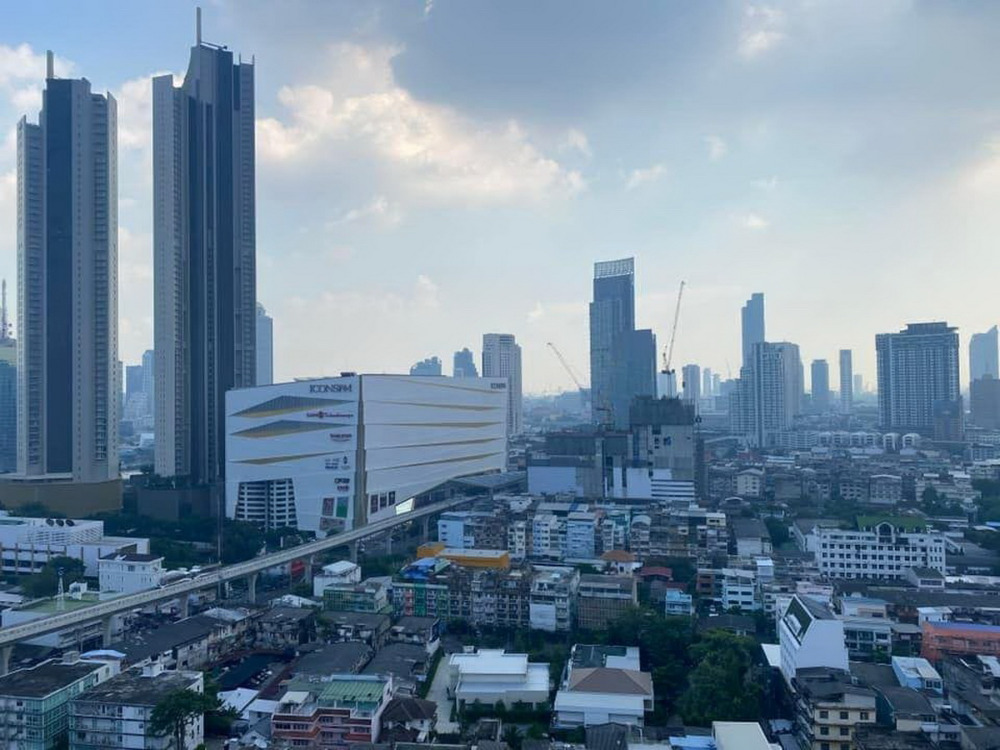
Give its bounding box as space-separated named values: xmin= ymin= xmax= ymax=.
xmin=819 ymin=710 xmax=828 ymax=719
xmin=839 ymin=711 xmax=849 ymax=720
xmin=860 ymin=711 xmax=869 ymax=720
xmin=821 ymin=744 xmax=830 ymax=750
xmin=820 ymin=727 xmax=829 ymax=736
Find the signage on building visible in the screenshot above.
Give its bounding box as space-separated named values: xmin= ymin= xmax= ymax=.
xmin=309 ymin=383 xmax=353 ymax=394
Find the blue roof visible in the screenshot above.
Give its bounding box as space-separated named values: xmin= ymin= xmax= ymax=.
xmin=931 ymin=621 xmax=1000 ymax=633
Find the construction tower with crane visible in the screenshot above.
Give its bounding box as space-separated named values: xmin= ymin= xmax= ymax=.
xmin=659 ymin=280 xmax=685 ymax=398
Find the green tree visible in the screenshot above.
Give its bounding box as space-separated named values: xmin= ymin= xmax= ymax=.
xmin=150 ymin=689 xmax=219 ymax=749
xmin=677 ymin=631 xmax=762 ymax=725
xmin=22 ymin=556 xmax=85 ymax=599
xmin=9 ymin=502 xmax=65 ymax=518
xmin=221 ymin=520 xmax=266 ymax=564
xmin=764 ymin=518 xmax=790 ymax=547
xmin=502 ymin=725 xmax=522 ymax=750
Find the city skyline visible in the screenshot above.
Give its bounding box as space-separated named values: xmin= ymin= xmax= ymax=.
xmin=2 ymin=3 xmax=1000 ymax=393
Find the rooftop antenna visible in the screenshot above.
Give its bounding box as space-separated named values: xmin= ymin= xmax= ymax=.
xmin=46 ymin=50 xmax=54 ymax=79
xmin=56 ymin=567 xmax=66 ymax=612
xmin=196 ymin=7 xmax=202 ymax=46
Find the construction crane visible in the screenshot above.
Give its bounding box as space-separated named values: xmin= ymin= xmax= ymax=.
xmin=547 ymin=342 xmax=585 ymax=392
xmin=660 ymin=280 xmax=686 ymax=377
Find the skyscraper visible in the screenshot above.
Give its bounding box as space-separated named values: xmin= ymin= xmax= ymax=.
xmin=876 ymin=323 xmax=961 ymax=438
xmin=772 ymin=342 xmax=804 ymax=420
xmin=154 ymin=17 xmax=256 ymax=484
xmin=682 ymin=364 xmax=701 ymax=406
xmin=702 ymin=368 xmax=714 ymax=399
xmin=16 ymin=55 xmax=119 ymax=482
xmin=741 ymin=293 xmax=765 ymax=365
xmin=256 ymin=303 xmax=273 ymax=386
xmin=589 ymin=258 xmax=657 ymax=428
xmin=839 ymin=349 xmax=854 ymax=413
xmin=482 ymin=333 xmax=522 ymax=436
xmin=811 ymin=359 xmax=830 ymax=412
xmin=735 ymin=342 xmax=788 ymax=448
xmin=970 ymin=326 xmax=999 ymax=384
xmin=853 ymin=373 xmax=863 ymax=396
xmin=0 ymin=281 xmax=15 ymax=473
xmin=453 ymin=348 xmax=478 ymax=378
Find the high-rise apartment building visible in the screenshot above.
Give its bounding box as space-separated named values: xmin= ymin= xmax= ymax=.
xmin=772 ymin=342 xmax=804 ymax=420
xmin=0 ymin=281 xmax=14 ymax=473
xmin=589 ymin=258 xmax=657 ymax=428
xmin=970 ymin=376 xmax=1000 ymax=430
xmin=702 ymin=368 xmax=714 ymax=399
xmin=453 ymin=348 xmax=478 ymax=378
xmin=256 ymin=303 xmax=273 ymax=386
xmin=153 ymin=19 xmax=256 ymax=485
xmin=734 ymin=342 xmax=788 ymax=448
xmin=970 ymin=326 xmax=999 ymax=384
xmin=16 ymin=55 xmax=119 ymax=482
xmin=839 ymin=349 xmax=854 ymax=413
xmin=741 ymin=293 xmax=765 ymax=365
xmin=853 ymin=372 xmax=863 ymax=397
xmin=482 ymin=333 xmax=522 ymax=436
xmin=876 ymin=323 xmax=961 ymax=438
xmin=810 ymin=359 xmax=830 ymax=413
xmin=682 ymin=364 xmax=701 ymax=406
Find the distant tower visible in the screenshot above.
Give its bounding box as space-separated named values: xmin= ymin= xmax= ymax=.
xmin=970 ymin=326 xmax=999 ymax=385
xmin=811 ymin=360 xmax=830 ymax=412
xmin=682 ymin=364 xmax=701 ymax=406
xmin=409 ymin=357 xmax=443 ymax=376
xmin=453 ymin=348 xmax=478 ymax=378
xmin=0 ymin=279 xmax=15 ymax=472
xmin=839 ymin=350 xmax=854 ymax=413
xmin=17 ymin=57 xmax=119 ymax=481
xmin=256 ymin=303 xmax=273 ymax=386
xmin=482 ymin=333 xmax=523 ymax=436
xmin=741 ymin=293 xmax=765 ymax=366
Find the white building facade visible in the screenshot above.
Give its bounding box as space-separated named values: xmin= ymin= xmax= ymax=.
xmin=226 ymin=375 xmax=508 ymax=535
xmin=0 ymin=516 xmax=151 ymax=576
xmin=813 ymin=519 xmax=946 ymax=579
xmin=481 ymin=333 xmax=523 ymax=437
xmin=98 ymin=553 xmax=165 ymax=595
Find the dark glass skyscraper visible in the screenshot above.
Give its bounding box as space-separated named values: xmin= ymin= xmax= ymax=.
xmin=589 ymin=258 xmax=656 ymax=428
xmin=17 ymin=57 xmax=119 ymax=482
xmin=741 ymin=293 xmax=765 ymax=366
xmin=153 ymin=23 xmax=256 ymax=485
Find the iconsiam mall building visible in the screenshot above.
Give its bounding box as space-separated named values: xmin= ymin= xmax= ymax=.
xmin=225 ymin=374 xmax=509 ymax=535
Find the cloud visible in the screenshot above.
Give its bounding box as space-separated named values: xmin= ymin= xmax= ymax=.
xmin=327 ymin=195 xmax=402 ymax=227
xmin=738 ymin=5 xmax=787 ymax=59
xmin=0 ymin=44 xmax=74 ymax=113
xmin=739 ymin=212 xmax=770 ymax=230
xmin=117 ymin=227 xmax=153 ymax=361
xmin=414 ymin=274 xmax=440 ymax=309
xmin=751 ymin=176 xmax=779 ymax=191
xmin=256 ymin=43 xmax=584 ymax=205
xmin=625 ymin=163 xmax=666 ymax=190
xmin=705 ymin=135 xmax=728 ymax=161
xmin=113 ymin=73 xmax=180 ymax=152
xmin=561 ymin=128 xmax=592 ymax=159
xmin=961 ymin=137 xmax=1000 ymax=193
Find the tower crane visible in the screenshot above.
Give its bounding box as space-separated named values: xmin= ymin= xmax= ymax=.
xmin=547 ymin=342 xmax=585 ymax=393
xmin=660 ymin=280 xmax=686 ymax=377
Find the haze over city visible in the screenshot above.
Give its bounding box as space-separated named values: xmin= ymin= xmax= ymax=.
xmin=2 ymin=0 xmax=1000 ymax=394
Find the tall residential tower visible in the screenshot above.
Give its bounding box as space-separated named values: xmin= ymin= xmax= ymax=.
xmin=741 ymin=293 xmax=765 ymax=365
xmin=153 ymin=18 xmax=256 ymax=485
xmin=970 ymin=326 xmax=999 ymax=384
xmin=482 ymin=333 xmax=522 ymax=436
xmin=16 ymin=55 xmax=119 ymax=483
xmin=256 ymin=304 xmax=273 ymax=386
xmin=839 ymin=349 xmax=854 ymax=413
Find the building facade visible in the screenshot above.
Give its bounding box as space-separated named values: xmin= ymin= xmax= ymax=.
xmin=681 ymin=364 xmax=700 ymax=407
xmin=453 ymin=348 xmax=478 ymax=378
xmin=0 ymin=331 xmax=15 ymax=473
xmin=482 ymin=333 xmax=523 ymax=436
xmin=811 ymin=359 xmax=830 ymax=413
xmin=272 ymin=676 xmax=392 ymax=749
xmin=969 ymin=326 xmax=999 ymax=384
xmin=154 ymin=29 xmax=257 ymax=484
xmin=741 ymin=293 xmax=765 ymax=366
xmin=589 ymin=258 xmax=657 ymax=428
xmin=17 ymin=58 xmax=119 ymax=483
xmin=812 ymin=518 xmax=946 ymax=580
xmin=225 ymin=375 xmax=507 ymax=534
xmin=256 ymin=303 xmax=273 ymax=386
xmin=876 ymin=323 xmax=961 ymax=438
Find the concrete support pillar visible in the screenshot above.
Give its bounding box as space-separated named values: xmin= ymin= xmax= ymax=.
xmin=303 ymin=555 xmax=315 ymax=585
xmin=0 ymin=645 xmax=12 ymax=676
xmin=420 ymin=516 xmax=431 ymax=544
xmin=385 ymin=530 xmax=393 ymax=556
xmin=247 ymin=572 xmax=259 ymax=605
xmin=102 ymin=617 xmax=114 ymax=648
xmin=347 ymin=541 xmax=359 ymax=563
xmin=178 ymin=595 xmax=190 ymax=619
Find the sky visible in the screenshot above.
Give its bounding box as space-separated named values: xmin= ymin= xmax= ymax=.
xmin=1 ymin=0 xmax=1000 ymax=394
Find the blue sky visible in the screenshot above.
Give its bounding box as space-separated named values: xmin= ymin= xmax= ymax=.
xmin=2 ymin=0 xmax=1000 ymax=393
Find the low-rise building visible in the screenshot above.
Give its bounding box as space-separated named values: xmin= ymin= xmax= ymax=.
xmin=529 ymin=566 xmax=578 ymax=632
xmin=812 ymin=517 xmax=946 ymax=580
xmin=389 ymin=616 xmax=440 ymax=655
xmin=323 ymin=578 xmax=392 ymax=614
xmin=553 ymin=644 xmax=652 ymax=729
xmin=271 ymin=675 xmax=393 ymax=749
xmin=416 ymin=544 xmax=510 ymax=570
xmin=98 ymin=552 xmax=165 ymax=595
xmin=313 ymin=561 xmax=361 ymax=598
xmin=793 ymin=667 xmax=877 ymax=750
xmin=922 ymin=621 xmax=1000 ymax=662
xmin=379 ymin=696 xmax=437 ymax=743
xmin=779 ymin=595 xmax=849 ymax=686
xmin=664 ymin=589 xmax=694 ymax=617
xmin=0 ymin=655 xmax=119 ymax=750
xmin=842 ymin=617 xmax=893 ymax=660
xmin=69 ymin=664 xmax=203 ymax=750
xmin=576 ymin=575 xmax=637 ymax=630
xmin=256 ymin=607 xmax=317 ymax=650
xmin=868 ymin=475 xmax=902 ymax=506
xmin=318 ymin=612 xmax=391 ymax=648
xmin=448 ymin=649 xmax=549 ymax=708
xmin=736 ymin=468 xmax=764 ymax=498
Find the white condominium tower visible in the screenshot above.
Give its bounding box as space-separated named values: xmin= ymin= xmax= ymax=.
xmin=482 ymin=333 xmax=522 ymax=437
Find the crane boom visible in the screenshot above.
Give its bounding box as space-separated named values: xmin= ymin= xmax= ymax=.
xmin=547 ymin=342 xmax=584 ymax=391
xmin=661 ymin=280 xmax=686 ymax=374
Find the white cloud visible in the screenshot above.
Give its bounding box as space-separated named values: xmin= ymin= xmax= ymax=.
xmin=961 ymin=137 xmax=1000 ymax=193
xmin=705 ymin=135 xmax=728 ymax=161
xmin=415 ymin=274 xmax=440 ymax=309
xmin=257 ymin=43 xmax=584 ymax=205
xmin=625 ymin=163 xmax=666 ymax=191
xmin=561 ymin=128 xmax=592 ymax=159
xmin=751 ymin=176 xmax=779 ymax=191
xmin=0 ymin=44 xmax=74 ymax=113
xmin=740 ymin=212 xmax=770 ymax=230
xmin=327 ymin=195 xmax=402 ymax=227
xmin=117 ymin=227 xmax=153 ymax=360
xmin=423 ymin=0 xmax=434 ymax=18
xmin=738 ymin=5 xmax=787 ymax=59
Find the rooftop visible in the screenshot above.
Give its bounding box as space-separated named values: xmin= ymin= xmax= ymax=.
xmin=296 ymin=643 xmax=372 ymax=676
xmin=567 ymin=667 xmax=652 ymax=696
xmin=450 ymin=649 xmax=528 ymax=676
xmin=571 ymin=644 xmax=640 ymax=671
xmin=363 ymin=643 xmax=428 ymax=680
xmin=284 ymin=675 xmax=388 ymax=706
xmin=73 ymin=668 xmax=200 ymax=706
xmin=99 ymin=552 xmax=163 ymax=563
xmin=0 ymin=659 xmax=106 ymax=698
